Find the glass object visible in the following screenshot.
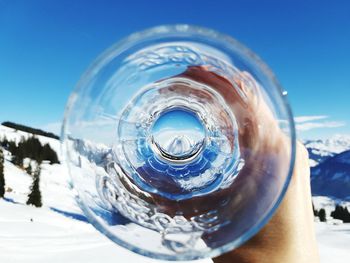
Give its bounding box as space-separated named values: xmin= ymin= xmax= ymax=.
xmin=61 ymin=25 xmax=296 ymax=260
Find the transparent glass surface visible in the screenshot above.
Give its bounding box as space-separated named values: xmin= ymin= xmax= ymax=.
xmin=61 ymin=25 xmax=296 ymax=260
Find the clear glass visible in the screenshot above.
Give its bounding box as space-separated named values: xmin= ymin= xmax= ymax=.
xmin=61 ymin=25 xmax=296 ymax=261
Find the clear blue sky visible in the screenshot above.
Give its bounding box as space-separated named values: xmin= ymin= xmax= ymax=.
xmin=0 ymin=0 xmax=349 ymax=139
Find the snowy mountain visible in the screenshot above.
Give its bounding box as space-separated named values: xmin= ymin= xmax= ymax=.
xmin=311 ymin=150 xmax=350 ymax=200
xmin=303 ymin=134 xmax=350 ymax=167
xmin=1 ymin=124 xmax=350 ymax=262
xmin=1 ymin=160 xmax=208 ymax=263
xmin=0 ymin=124 xmax=210 ymax=263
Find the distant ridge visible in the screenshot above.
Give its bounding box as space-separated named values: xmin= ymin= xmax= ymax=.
xmin=1 ymin=121 xmax=59 ymax=140
xmin=303 ymin=135 xmax=350 ymax=167
xmin=311 ymin=149 xmax=350 ymax=200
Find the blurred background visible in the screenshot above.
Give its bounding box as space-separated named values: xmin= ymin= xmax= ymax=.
xmin=0 ymin=1 xmax=349 ymax=262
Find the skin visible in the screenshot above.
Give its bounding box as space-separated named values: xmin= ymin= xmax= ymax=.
xmin=176 ymin=66 xmax=320 ymax=262
xmin=197 ymin=67 xmax=320 ymax=262
xmin=213 ymin=141 xmax=320 ymax=263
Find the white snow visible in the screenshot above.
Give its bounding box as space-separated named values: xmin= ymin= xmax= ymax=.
xmin=309 ymin=159 xmax=319 ymax=167
xmin=0 ymin=125 xmax=211 ymax=263
xmin=0 ymin=200 xmax=211 ymax=263
xmin=312 ymin=196 xmax=350 ymax=262
xmin=315 ymin=222 xmax=350 ymax=263
xmin=0 ymin=195 xmax=210 ymax=262
xmin=305 ymin=134 xmax=350 ymax=155
xmin=1 ymin=125 xmax=350 ymax=262
xmin=304 ymin=134 xmax=350 ymax=167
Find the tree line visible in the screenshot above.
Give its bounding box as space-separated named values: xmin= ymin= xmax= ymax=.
xmin=0 ymin=135 xmax=60 ymax=207
xmin=313 ymin=203 xmax=350 ymax=223
xmin=1 ymin=136 xmax=59 ymax=166
xmin=0 ymin=145 xmax=42 ymax=207
xmin=2 ymin=121 xmax=59 ymax=140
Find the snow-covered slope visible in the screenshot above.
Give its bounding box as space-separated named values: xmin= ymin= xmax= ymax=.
xmin=303 ymin=134 xmax=350 ymax=167
xmin=312 ymin=196 xmax=350 ymax=261
xmin=1 ymin=124 xmax=350 ymax=262
xmin=315 ymin=222 xmax=350 ymax=263
xmin=311 ymin=150 xmax=350 ymax=200
xmin=0 ymin=200 xmax=212 ymax=263
xmin=0 ymin=125 xmax=61 ymax=158
xmin=0 ymin=125 xmax=211 ymax=263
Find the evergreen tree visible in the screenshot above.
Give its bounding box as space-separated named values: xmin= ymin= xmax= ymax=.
xmin=312 ymin=203 xmax=319 ymax=217
xmin=40 ymin=143 xmax=59 ymax=164
xmin=331 ymin=205 xmax=342 ymax=220
xmin=343 ymin=207 xmax=350 ymax=223
xmin=7 ymin=140 xmax=17 ymax=153
xmin=11 ymin=145 xmax=24 ymax=167
xmin=7 ymin=136 xmax=59 ymax=167
xmin=331 ymin=205 xmax=350 ymax=223
xmin=0 ymin=147 xmax=5 ymax=198
xmin=0 ymin=136 xmax=9 ymax=148
xmin=26 ymin=165 xmax=42 ymax=207
xmin=318 ymin=208 xmax=326 ymax=222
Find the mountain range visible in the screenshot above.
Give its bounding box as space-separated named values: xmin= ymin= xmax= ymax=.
xmin=303 ymin=135 xmax=350 ymax=167
xmin=1 ymin=123 xmax=350 ymax=201
xmin=303 ymin=135 xmax=350 ymax=200
xmin=311 ymin=150 xmax=350 ymax=200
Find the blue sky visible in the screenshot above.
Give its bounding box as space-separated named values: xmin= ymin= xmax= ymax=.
xmin=0 ymin=0 xmax=349 ymax=139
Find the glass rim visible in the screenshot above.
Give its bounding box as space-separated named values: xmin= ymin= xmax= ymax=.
xmin=61 ymin=24 xmax=297 ymax=261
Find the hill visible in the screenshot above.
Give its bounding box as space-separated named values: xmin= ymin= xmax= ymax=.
xmin=0 ymin=124 xmax=210 ymax=263
xmin=2 ymin=121 xmax=59 ymax=140
xmin=311 ymin=150 xmax=350 ymax=200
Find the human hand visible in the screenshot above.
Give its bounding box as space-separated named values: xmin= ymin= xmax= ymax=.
xmin=213 ymin=141 xmax=320 ymax=263
xmin=178 ymin=66 xmax=319 ymax=263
